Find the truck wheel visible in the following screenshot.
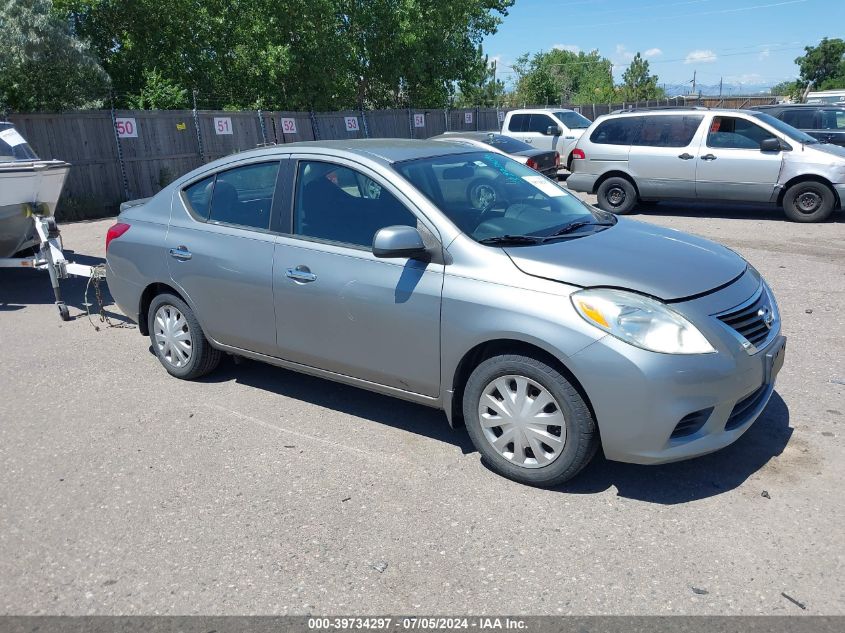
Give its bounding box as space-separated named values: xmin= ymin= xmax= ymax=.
xmin=462 ymin=354 xmax=598 ymax=487
xmin=597 ymin=177 xmax=638 ymax=214
xmin=782 ymin=181 xmax=835 ymax=222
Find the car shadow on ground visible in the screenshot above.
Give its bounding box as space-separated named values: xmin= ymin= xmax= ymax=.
xmin=202 ymin=356 xmax=792 ymax=503
xmin=0 ymin=252 xmax=131 ymax=323
xmin=632 ymin=200 xmax=845 ymax=222
xmin=552 ymin=392 xmax=792 ymax=504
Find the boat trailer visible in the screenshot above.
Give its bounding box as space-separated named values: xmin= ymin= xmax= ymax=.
xmin=0 ymin=208 xmax=98 ymax=321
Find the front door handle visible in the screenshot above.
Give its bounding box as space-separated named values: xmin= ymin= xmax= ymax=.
xmin=678 ymin=152 xmax=694 ymax=160
xmin=286 ymin=267 xmax=317 ymax=283
xmin=169 ymin=246 xmax=192 ymax=260
xmin=701 ymin=154 xmax=717 ymax=161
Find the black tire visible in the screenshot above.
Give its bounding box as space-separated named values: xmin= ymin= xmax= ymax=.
xmin=462 ymin=354 xmax=598 ymax=487
xmin=596 ymin=176 xmax=638 ymax=214
xmin=147 ymin=293 xmax=221 ymax=380
xmin=782 ymin=181 xmax=835 ymax=223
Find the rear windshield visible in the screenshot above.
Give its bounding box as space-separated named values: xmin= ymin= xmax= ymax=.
xmin=553 ymin=111 xmax=592 ymax=129
xmin=0 ymin=123 xmax=38 ymax=162
xmin=751 ymin=112 xmax=819 ymax=144
xmin=483 ymin=135 xmax=533 ymax=153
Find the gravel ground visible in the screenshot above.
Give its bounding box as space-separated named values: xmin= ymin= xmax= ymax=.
xmin=0 ymin=197 xmax=843 ymax=616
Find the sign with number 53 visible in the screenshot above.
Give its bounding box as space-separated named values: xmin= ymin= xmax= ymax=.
xmin=114 ymin=117 xmax=138 ymax=138
xmin=344 ymin=116 xmax=360 ymax=132
xmin=214 ymin=117 xmax=233 ymax=135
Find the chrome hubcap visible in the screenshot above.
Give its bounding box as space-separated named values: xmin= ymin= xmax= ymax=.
xmin=796 ymin=191 xmax=821 ymax=213
xmin=478 ymin=375 xmax=566 ymax=469
xmin=607 ymin=186 xmax=625 ymax=206
xmin=471 ymin=184 xmax=496 ymax=210
xmin=153 ymin=305 xmax=192 ymax=368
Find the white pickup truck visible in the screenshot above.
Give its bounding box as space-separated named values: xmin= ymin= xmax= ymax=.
xmin=499 ymin=108 xmax=593 ymax=171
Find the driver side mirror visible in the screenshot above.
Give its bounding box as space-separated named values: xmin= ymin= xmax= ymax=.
xmin=372 ymin=225 xmax=428 ymax=259
xmin=546 ymin=125 xmax=563 ymax=136
xmin=760 ymin=137 xmax=782 ymax=152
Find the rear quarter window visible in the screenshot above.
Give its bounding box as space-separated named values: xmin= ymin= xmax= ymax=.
xmin=631 ymin=115 xmax=703 ymax=147
xmin=589 ymin=117 xmax=641 ymax=145
xmin=183 ymin=175 xmax=214 ymax=219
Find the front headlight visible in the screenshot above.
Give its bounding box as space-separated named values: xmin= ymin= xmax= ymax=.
xmin=571 ymin=288 xmax=715 ymax=354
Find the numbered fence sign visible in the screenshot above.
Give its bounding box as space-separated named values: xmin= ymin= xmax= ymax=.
xmin=344 ymin=116 xmax=360 ymax=132
xmin=413 ymin=113 xmax=425 ymax=128
xmin=464 ymin=112 xmax=473 ymax=124
xmin=281 ymin=118 xmax=297 ymax=134
xmin=114 ymin=117 xmax=138 ymax=138
xmin=214 ymin=117 xmax=233 ymax=135
xmin=497 ymin=111 xmax=505 ymax=122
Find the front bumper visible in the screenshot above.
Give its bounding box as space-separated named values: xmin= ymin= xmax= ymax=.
xmin=568 ymin=273 xmax=785 ymax=464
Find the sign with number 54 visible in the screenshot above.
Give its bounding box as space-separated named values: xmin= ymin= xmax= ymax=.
xmin=114 ymin=117 xmax=138 ymax=138
xmin=413 ymin=113 xmax=425 ymax=128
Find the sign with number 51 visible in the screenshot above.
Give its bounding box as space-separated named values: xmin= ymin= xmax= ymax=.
xmin=214 ymin=117 xmax=233 ymax=135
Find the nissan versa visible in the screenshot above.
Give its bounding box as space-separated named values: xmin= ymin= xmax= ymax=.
xmin=105 ymin=140 xmax=786 ymax=487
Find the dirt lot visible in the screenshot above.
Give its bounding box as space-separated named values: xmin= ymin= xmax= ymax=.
xmin=1 ymin=198 xmax=843 ymax=615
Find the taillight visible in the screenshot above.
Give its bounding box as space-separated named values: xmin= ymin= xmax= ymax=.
xmin=554 ymin=152 xmax=561 ymax=167
xmin=106 ymin=222 xmax=130 ymax=252
xmin=526 ymin=158 xmax=539 ymax=171
xmin=572 ymin=148 xmax=586 ymax=160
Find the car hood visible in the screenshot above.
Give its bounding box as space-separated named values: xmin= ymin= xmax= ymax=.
xmin=503 ymin=218 xmax=746 ymax=301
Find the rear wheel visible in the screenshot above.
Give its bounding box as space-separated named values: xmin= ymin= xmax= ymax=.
xmin=462 ymin=354 xmax=598 ymax=487
xmin=782 ymin=181 xmax=835 ymax=222
xmin=148 ymin=293 xmax=221 ymax=380
xmin=597 ymin=176 xmax=638 ymax=214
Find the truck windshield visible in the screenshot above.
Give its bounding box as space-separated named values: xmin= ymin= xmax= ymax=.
xmin=0 ymin=123 xmax=38 ymax=162
xmin=394 ymin=151 xmax=604 ymax=244
xmin=553 ymin=111 xmax=592 ymax=129
xmin=751 ymin=112 xmax=819 ymax=144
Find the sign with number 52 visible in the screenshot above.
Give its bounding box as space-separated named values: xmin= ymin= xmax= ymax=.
xmin=344 ymin=116 xmax=360 ymax=132
xmin=281 ymin=118 xmax=297 ymax=134
xmin=214 ymin=117 xmax=233 ymax=135
xmin=114 ymin=117 xmax=138 ymax=138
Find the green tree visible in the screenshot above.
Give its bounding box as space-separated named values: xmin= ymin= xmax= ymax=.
xmin=795 ymin=38 xmax=845 ymax=91
xmin=770 ymin=79 xmax=802 ymax=100
xmin=455 ymin=50 xmax=507 ymax=107
xmin=620 ymin=53 xmax=664 ymax=101
xmin=126 ymin=69 xmax=188 ymax=109
xmin=513 ymin=48 xmax=615 ymax=106
xmin=0 ymin=0 xmax=109 ymax=111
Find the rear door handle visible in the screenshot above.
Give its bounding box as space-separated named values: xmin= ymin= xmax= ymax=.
xmin=678 ymin=152 xmax=694 ymax=160
xmin=286 ymin=267 xmax=317 ymax=283
xmin=169 ymin=246 xmax=192 ymax=260
xmin=701 ymin=154 xmax=717 ymax=161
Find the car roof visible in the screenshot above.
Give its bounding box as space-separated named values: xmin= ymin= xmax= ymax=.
xmin=605 ymin=108 xmax=758 ymax=118
xmin=203 ymin=138 xmax=478 ymax=168
xmin=430 ymin=132 xmax=501 ymax=140
xmin=754 ymin=103 xmax=844 ymax=109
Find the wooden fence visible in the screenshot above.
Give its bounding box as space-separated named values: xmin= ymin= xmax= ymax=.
xmin=8 ymin=96 xmax=777 ymax=220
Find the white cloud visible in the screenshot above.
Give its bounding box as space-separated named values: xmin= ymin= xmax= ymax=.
xmin=553 ymin=44 xmax=580 ymax=53
xmin=684 ymin=49 xmax=717 ymax=64
xmin=615 ymin=44 xmax=636 ymax=62
xmin=758 ymin=47 xmax=771 ymax=60
xmin=725 ymin=73 xmax=764 ymax=84
xmin=644 ymin=48 xmax=663 ymax=58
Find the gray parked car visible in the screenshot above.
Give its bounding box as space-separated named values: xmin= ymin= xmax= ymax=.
xmin=567 ymin=107 xmax=845 ymax=222
xmin=106 ymin=140 xmax=785 ymax=486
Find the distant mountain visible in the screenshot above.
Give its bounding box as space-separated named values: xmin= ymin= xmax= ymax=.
xmin=661 ymin=82 xmax=779 ymax=96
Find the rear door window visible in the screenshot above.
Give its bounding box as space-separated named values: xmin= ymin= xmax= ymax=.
xmin=207 ymin=162 xmax=280 ymax=229
xmin=183 ymin=175 xmax=214 ymax=219
xmin=707 ymin=116 xmax=773 ymax=149
xmin=589 ymin=117 xmax=642 ymax=145
xmin=780 ymin=109 xmax=818 ymax=129
xmin=820 ymin=110 xmax=845 ymax=130
xmin=507 ymin=114 xmax=528 ymax=133
xmin=631 ymin=115 xmax=703 ymax=147
xmin=527 ymin=114 xmax=556 ymax=134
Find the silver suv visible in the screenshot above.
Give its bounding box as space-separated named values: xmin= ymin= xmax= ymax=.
xmin=567 ymin=107 xmax=845 ymax=222
xmin=106 ymin=140 xmax=785 ymax=487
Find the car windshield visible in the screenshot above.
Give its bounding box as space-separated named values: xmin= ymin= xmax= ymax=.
xmin=0 ymin=123 xmax=38 ymax=162
xmin=394 ymin=151 xmax=605 ymax=244
xmin=483 ymin=135 xmax=533 ymax=153
xmin=554 ymin=111 xmax=592 ymax=129
xmin=751 ymin=112 xmax=819 ymax=144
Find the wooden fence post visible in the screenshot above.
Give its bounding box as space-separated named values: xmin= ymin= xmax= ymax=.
xmin=109 ymin=95 xmax=130 ymax=201
xmin=191 ymin=90 xmax=206 ymax=163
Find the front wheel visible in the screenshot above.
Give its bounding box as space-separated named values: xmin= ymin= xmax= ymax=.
xmin=462 ymin=354 xmax=598 ymax=487
xmin=782 ymin=181 xmax=835 ymax=222
xmin=148 ymin=293 xmax=221 ymax=380
xmin=596 ymin=177 xmax=638 ymax=214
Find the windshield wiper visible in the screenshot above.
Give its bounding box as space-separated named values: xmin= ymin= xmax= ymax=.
xmin=542 ymin=219 xmax=613 ymax=241
xmin=477 ymin=234 xmax=543 ymax=246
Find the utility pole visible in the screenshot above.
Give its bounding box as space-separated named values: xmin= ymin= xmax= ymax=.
xmin=690 ymin=70 xmax=696 ymax=95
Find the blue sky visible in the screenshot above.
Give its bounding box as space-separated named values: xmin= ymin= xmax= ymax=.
xmin=483 ymin=0 xmax=845 ymax=91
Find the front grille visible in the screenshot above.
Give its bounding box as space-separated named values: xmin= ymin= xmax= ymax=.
xmin=671 ymin=407 xmax=713 ymax=439
xmin=725 ymin=385 xmax=768 ymax=430
xmin=717 ymin=289 xmax=774 ymax=349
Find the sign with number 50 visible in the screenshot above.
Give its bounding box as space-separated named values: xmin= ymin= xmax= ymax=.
xmin=115 ymin=117 xmax=138 ymax=138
